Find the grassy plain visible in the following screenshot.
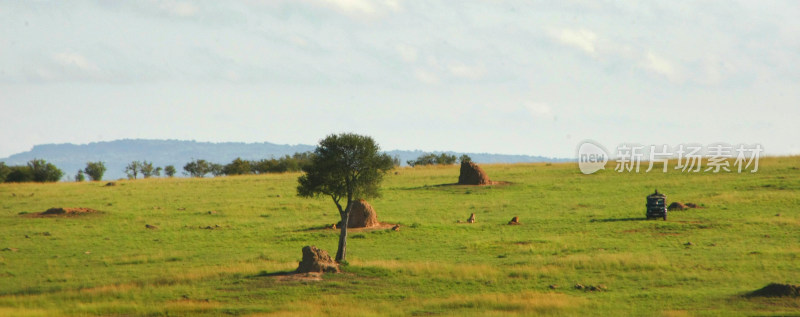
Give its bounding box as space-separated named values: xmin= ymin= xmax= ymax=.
xmin=0 ymin=157 xmax=798 ymax=316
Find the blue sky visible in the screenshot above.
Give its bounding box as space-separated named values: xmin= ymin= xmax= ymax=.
xmin=1 ymin=1 xmax=798 ymax=158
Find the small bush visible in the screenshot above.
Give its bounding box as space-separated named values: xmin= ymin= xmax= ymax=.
xmin=84 ymin=161 xmax=107 ymax=181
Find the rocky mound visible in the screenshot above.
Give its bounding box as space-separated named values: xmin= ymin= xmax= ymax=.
xmin=347 ymin=199 xmax=379 ymax=228
xmin=27 ymin=207 xmax=99 ymax=217
xmin=458 ymin=161 xmax=491 ymax=185
xmin=747 ymin=283 xmax=800 ymax=298
xmin=668 ymin=202 xmax=704 ymax=211
xmin=667 ymin=202 xmax=688 ymax=211
xmin=296 ymin=246 xmax=339 ymax=274
xmin=574 ymin=283 xmax=608 ymax=292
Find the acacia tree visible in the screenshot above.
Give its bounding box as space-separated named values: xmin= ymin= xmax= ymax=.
xmin=297 ymin=133 xmax=394 ymax=262
xmin=83 ymin=161 xmax=106 ymax=181
xmin=209 ymin=163 xmax=224 ymax=177
xmin=29 ymin=159 xmax=63 ymax=182
xmin=141 ymin=161 xmax=161 ymax=178
xmin=183 ymin=159 xmax=211 ymax=177
xmin=223 ymin=157 xmax=252 ymax=175
xmin=164 ymin=165 xmax=177 ymax=177
xmin=125 ymin=161 xmax=142 ymax=179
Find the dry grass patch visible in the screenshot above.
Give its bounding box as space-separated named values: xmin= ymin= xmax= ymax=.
xmin=0 ymin=307 xmax=54 ymax=317
xmin=660 ymin=310 xmax=692 ymax=317
xmin=350 ymin=259 xmax=502 ymax=280
xmin=417 ymin=291 xmax=583 ymax=316
xmin=255 ymin=294 xmax=395 ymax=316
xmin=78 ymin=283 xmax=138 ymax=295
xmin=550 ymin=253 xmax=673 ymax=272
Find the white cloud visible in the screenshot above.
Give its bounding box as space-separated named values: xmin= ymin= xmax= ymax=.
xmin=643 ymin=52 xmax=673 ymax=76
xmin=641 ymin=52 xmax=682 ymax=82
xmin=312 ymin=0 xmax=401 ymax=17
xmin=291 ymin=36 xmax=309 ymax=47
xmin=53 ymin=52 xmax=98 ymax=72
xmin=384 ymin=0 xmax=401 ymax=11
xmin=414 ymin=68 xmax=438 ymax=84
xmin=525 ymin=102 xmax=554 ymax=120
xmin=322 ymin=0 xmax=376 ymax=15
xmin=448 ymin=63 xmax=485 ymax=80
xmin=48 ymin=52 xmax=104 ymax=80
xmin=33 ymin=67 xmax=56 ymax=81
xmin=550 ymin=28 xmax=598 ymax=55
xmin=152 ymin=0 xmax=198 ymax=17
xmin=396 ymin=44 xmax=418 ymax=63
xmin=696 ymin=54 xmax=737 ymax=85
xmin=223 ymin=70 xmax=241 ymax=82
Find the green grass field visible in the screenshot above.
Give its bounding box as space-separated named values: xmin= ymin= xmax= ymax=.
xmin=1 ymin=157 xmax=799 ymax=316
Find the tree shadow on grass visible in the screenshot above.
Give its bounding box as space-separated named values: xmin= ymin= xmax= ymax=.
xmin=251 ymin=270 xmax=325 ymax=282
xmin=252 ymin=270 xmax=296 ymax=278
xmin=295 ymin=224 xmax=335 ymax=232
xmin=591 ymin=217 xmax=648 ymax=223
xmin=296 ymin=222 xmax=398 ymax=233
xmin=397 ymin=183 xmax=461 ymax=190
xmin=399 ymin=181 xmax=513 ymax=190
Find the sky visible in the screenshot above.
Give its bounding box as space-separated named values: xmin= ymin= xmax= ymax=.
xmin=1 ymin=1 xmax=799 ymax=159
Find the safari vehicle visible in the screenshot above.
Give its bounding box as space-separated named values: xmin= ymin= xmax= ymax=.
xmin=646 ymin=189 xmax=667 ymax=220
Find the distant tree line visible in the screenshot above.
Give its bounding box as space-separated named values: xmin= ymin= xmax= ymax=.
xmin=0 ymin=160 xmax=110 ymax=183
xmin=109 ymin=152 xmax=317 ymax=179
xmin=124 ymin=160 xmax=166 ymax=179
xmin=406 ymin=153 xmax=473 ymax=167
xmin=0 ymin=159 xmax=64 ymax=183
xmin=1 ymin=151 xmax=472 ymax=183
xmin=0 ymin=152 xmax=318 ymax=183
xmin=182 ymin=152 xmax=314 ymax=178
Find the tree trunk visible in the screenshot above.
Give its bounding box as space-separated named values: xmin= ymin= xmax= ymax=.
xmin=335 ymin=206 xmax=351 ymax=262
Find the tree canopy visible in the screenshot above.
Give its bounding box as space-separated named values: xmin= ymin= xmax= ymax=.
xmin=164 ymin=165 xmax=177 ymax=177
xmin=84 ymin=161 xmax=107 ymax=181
xmin=183 ymin=159 xmax=212 ymax=177
xmin=125 ymin=161 xmax=142 ymax=179
xmin=140 ymin=161 xmax=160 ymax=178
xmin=29 ymin=159 xmax=63 ymax=182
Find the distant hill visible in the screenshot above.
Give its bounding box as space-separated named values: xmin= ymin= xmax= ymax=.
xmin=0 ymin=139 xmax=569 ymax=181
